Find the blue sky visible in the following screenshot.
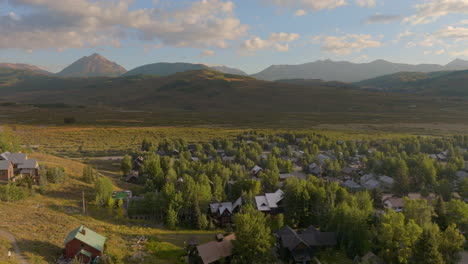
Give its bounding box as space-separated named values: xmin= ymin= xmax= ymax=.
xmin=0 ymin=0 xmax=467 ymax=74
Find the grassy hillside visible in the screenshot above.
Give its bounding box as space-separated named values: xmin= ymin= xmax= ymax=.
xmin=356 ymin=70 xmax=468 ymax=96
xmin=0 ymin=153 xmax=217 ymax=264
xmin=0 ymin=69 xmax=465 ymax=114
xmin=0 ymin=68 xmax=50 ymax=86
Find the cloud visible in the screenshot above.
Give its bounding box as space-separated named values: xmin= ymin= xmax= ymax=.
xmin=450 ymin=49 xmax=468 ymax=57
xmin=393 ymin=30 xmax=414 ymax=43
xmin=404 ymin=0 xmax=468 ymax=25
xmin=240 ymin=32 xmax=300 ymax=53
xmin=263 ymin=0 xmax=347 ymax=11
xmin=201 ymin=50 xmax=216 ymax=56
xmin=364 ymin=14 xmax=401 ymax=24
xmin=0 ymin=0 xmax=248 ymax=51
xmin=356 ymin=0 xmax=376 ymax=7
xmin=294 ymin=9 xmax=307 ymax=16
xmin=314 ymin=34 xmax=381 ymax=54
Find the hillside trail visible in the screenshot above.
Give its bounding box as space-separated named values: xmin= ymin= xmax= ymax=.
xmin=0 ymin=229 xmax=29 ymax=264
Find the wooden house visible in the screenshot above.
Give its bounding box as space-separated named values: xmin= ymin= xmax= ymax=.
xmin=191 ymin=234 xmax=236 ymax=264
xmin=255 ymin=189 xmax=284 ymax=214
xmin=209 ymin=198 xmax=242 ymax=226
xmin=0 ymin=160 xmax=14 ymax=181
xmin=63 ymin=225 xmax=106 ymax=263
xmin=275 ymin=225 xmax=336 ymax=264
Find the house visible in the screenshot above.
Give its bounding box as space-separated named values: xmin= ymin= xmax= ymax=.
xmin=383 ymin=197 xmax=404 ymax=212
xmin=308 ymin=163 xmax=322 ymax=176
xmin=343 ymin=180 xmax=362 ymax=191
xmin=132 ymin=156 xmax=144 ymax=170
xmin=112 ymin=190 xmax=132 ymax=209
xmin=125 ymin=170 xmax=139 ymax=184
xmin=251 ymin=165 xmax=263 ymax=176
xmin=378 ymin=175 xmax=394 ymax=190
xmin=456 ymin=170 xmax=468 ymax=182
xmin=63 ymin=225 xmax=106 ymax=263
xmin=341 ymin=167 xmax=354 ymax=176
xmin=0 ymin=152 xmax=39 ymax=180
xmin=275 ymin=225 xmax=336 ymax=264
xmin=255 ymin=189 xmax=284 ymax=214
xmin=222 ymin=156 xmax=235 ymax=163
xmin=193 ymin=234 xmax=236 ymax=264
xmin=0 ymin=160 xmax=14 ymax=181
xmin=209 ymin=197 xmax=242 ymax=226
xmin=279 ymin=172 xmax=307 ymax=182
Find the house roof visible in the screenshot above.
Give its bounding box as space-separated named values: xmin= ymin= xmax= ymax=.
xmin=343 ymin=180 xmax=361 ymax=189
xmin=379 ymin=175 xmax=394 ymax=185
xmin=276 ymin=225 xmax=337 ymax=251
xmin=279 ymin=172 xmax=307 ymax=181
xmin=64 ymin=225 xmax=106 ymax=252
xmin=0 ymin=152 xmax=10 ymax=160
xmin=17 ymin=159 xmax=38 ymax=169
xmin=0 ymin=160 xmax=12 ymax=170
xmin=196 ymin=234 xmax=236 ymax=264
xmin=363 ymin=178 xmax=381 ymax=190
xmin=1 ymin=153 xmax=27 ymax=165
xmin=255 ymin=189 xmax=284 ymax=211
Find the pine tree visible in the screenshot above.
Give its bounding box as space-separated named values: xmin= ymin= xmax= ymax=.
xmin=121 ymin=155 xmax=132 ymax=175
xmin=165 ymin=205 xmax=177 ymax=230
xmin=411 ymin=229 xmax=444 ymax=264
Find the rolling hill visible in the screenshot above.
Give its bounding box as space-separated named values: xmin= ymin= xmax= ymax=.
xmin=57 ymin=53 xmax=127 ymax=77
xmin=0 ymin=69 xmax=465 ymax=119
xmin=0 ymin=67 xmax=54 ymax=86
xmin=356 ymin=70 xmax=468 ymax=96
xmin=0 ymin=63 xmax=51 ymax=75
xmin=124 ymin=62 xmax=247 ymax=77
xmin=252 ymin=59 xmax=468 ymax=82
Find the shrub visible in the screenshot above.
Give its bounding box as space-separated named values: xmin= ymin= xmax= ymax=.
xmin=46 ymin=167 xmax=67 ymax=183
xmin=64 ymin=117 xmax=77 ymax=124
xmin=0 ymin=183 xmax=26 ymax=202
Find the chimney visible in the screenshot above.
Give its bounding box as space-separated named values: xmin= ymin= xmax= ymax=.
xmin=81 ymin=229 xmax=86 ymax=235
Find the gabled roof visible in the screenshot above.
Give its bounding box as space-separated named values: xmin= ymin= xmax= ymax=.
xmin=1 ymin=153 xmax=27 ymax=165
xmin=197 ymin=234 xmax=236 ymax=264
xmin=0 ymin=152 xmax=10 ymax=160
xmin=255 ymin=189 xmax=284 ymax=211
xmin=64 ymin=225 xmax=106 ymax=252
xmin=276 ymin=225 xmax=336 ymax=251
xmin=0 ymin=160 xmax=12 ymax=170
xmin=17 ymin=159 xmax=38 ymax=169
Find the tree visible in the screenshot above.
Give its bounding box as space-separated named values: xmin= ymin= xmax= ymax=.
xmin=82 ymin=166 xmax=97 ymax=183
xmin=165 ymin=205 xmax=177 ymax=230
xmin=439 ymin=224 xmax=466 ymax=264
xmin=445 ymin=199 xmax=468 ymax=233
xmin=403 ymin=198 xmax=435 ymax=227
xmin=107 ymin=197 xmax=115 ymax=215
xmin=392 ymin=159 xmax=410 ymax=196
xmin=95 ymin=177 xmax=113 ymax=206
xmin=411 ymin=229 xmax=444 ymax=264
xmin=46 ymin=166 xmax=67 ymax=183
xmin=232 ymin=206 xmax=274 ymax=264
xmin=459 ymin=177 xmax=468 ymax=199
xmin=376 ymin=210 xmax=422 ymax=264
xmin=117 ymin=198 xmax=124 ymax=218
xmin=121 ymin=155 xmax=132 ymax=175
xmin=433 ymin=196 xmax=447 ymax=229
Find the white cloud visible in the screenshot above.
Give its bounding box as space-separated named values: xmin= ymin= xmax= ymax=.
xmin=263 ymin=0 xmax=347 ymax=11
xmin=356 ymin=0 xmax=376 ymax=7
xmin=294 ymin=9 xmax=307 ymax=16
xmin=314 ymin=34 xmax=381 ymax=54
xmin=274 ymin=43 xmax=290 ymax=52
xmin=201 ymin=50 xmax=216 ymax=56
xmin=240 ymin=32 xmax=300 ymax=53
xmin=393 ymin=30 xmax=414 ymax=43
xmin=404 ymin=0 xmax=468 ymax=25
xmin=0 ymin=0 xmax=248 ymax=51
xmin=435 ymin=49 xmax=446 ymax=55
xmin=450 ymin=49 xmax=468 ymax=57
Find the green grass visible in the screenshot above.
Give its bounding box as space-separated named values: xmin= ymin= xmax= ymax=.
xmin=146 ymin=241 xmax=184 ymax=262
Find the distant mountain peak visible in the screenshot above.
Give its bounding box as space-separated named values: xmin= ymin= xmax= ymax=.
xmin=446 ymin=58 xmax=468 ymax=67
xmin=57 ymin=53 xmax=127 ymax=77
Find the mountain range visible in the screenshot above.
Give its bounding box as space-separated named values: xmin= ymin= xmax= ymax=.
xmin=252 ymin=59 xmax=468 ymax=82
xmin=2 ymin=54 xmax=467 ymax=83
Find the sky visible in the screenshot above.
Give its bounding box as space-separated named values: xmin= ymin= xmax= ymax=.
xmin=1 ymin=0 xmax=468 ymax=74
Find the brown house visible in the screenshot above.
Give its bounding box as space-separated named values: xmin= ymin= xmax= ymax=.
xmin=63 ymin=226 xmax=106 ymax=263
xmin=192 ymin=234 xmax=236 ymax=264
xmin=0 ymin=160 xmax=14 ymax=181
xmin=209 ymin=197 xmax=242 ymax=226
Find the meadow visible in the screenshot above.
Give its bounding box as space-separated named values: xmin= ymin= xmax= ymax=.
xmin=0 ymin=153 xmax=218 ymax=264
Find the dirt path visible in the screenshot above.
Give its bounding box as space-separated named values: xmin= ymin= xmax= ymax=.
xmin=0 ymin=229 xmax=28 ymax=264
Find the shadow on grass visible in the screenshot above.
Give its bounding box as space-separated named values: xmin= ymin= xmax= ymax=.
xmin=17 ymin=238 xmax=63 ymax=263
